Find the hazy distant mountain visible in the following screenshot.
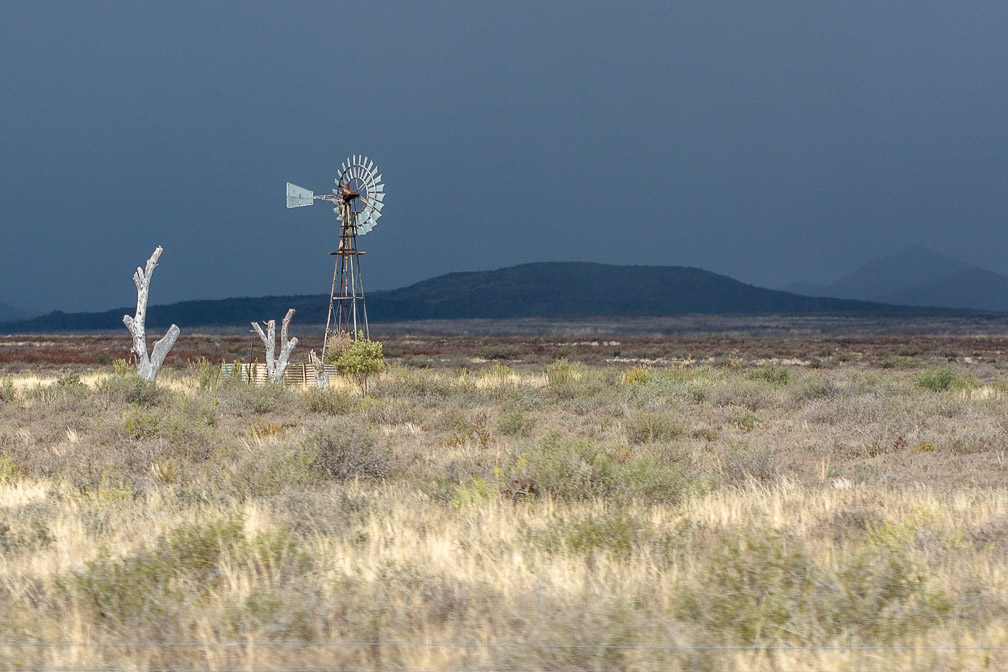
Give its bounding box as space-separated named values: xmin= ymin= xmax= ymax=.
xmin=0 ymin=302 xmax=35 ymax=322
xmin=0 ymin=261 xmax=951 ymax=333
xmin=877 ymin=268 xmax=1008 ymax=311
xmin=784 ymin=246 xmax=1008 ymax=311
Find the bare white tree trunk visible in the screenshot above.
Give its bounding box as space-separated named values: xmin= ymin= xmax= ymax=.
xmin=251 ymin=308 xmax=298 ymax=384
xmin=309 ymin=350 xmax=329 ymax=389
xmin=122 ymin=246 xmax=180 ymax=382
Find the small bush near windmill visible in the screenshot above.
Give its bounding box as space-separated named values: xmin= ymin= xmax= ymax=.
xmin=916 ymin=367 xmax=973 ymax=393
xmin=326 ymin=336 xmax=386 ymax=395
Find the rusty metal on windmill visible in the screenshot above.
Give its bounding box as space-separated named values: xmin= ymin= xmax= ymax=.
xmin=286 ymin=156 xmax=385 ymax=357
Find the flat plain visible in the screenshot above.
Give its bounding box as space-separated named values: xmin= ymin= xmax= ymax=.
xmin=1 ymin=317 xmax=1007 ymax=671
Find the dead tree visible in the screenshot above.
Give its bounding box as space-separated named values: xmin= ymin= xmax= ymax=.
xmin=252 ymin=308 xmax=298 ymax=384
xmin=123 ymin=246 xmax=180 ymax=382
xmin=309 ymin=350 xmax=329 ymax=389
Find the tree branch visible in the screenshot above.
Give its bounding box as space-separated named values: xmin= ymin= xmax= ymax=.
xmin=251 ymin=309 xmax=298 ymax=383
xmin=122 ymin=246 xmax=178 ymax=381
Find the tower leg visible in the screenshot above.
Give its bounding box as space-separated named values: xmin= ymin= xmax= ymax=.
xmin=322 ymin=256 xmax=340 ymax=358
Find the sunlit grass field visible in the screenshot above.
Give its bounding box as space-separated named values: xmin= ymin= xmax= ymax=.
xmin=1 ymin=337 xmax=1008 ymax=670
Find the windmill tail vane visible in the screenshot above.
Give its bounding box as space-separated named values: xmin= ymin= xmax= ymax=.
xmin=285 ymin=155 xmax=385 ymax=356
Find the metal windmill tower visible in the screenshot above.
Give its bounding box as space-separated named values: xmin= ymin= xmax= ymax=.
xmin=286 ymin=155 xmax=385 ymax=356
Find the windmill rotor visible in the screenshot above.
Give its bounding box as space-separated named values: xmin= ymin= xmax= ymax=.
xmin=335 ymin=155 xmax=384 ymax=235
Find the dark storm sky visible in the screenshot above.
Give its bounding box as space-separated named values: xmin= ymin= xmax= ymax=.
xmin=2 ymin=2 xmax=1007 ymax=312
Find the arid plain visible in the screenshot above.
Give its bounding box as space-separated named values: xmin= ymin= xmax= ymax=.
xmin=1 ymin=318 xmax=1008 ymax=671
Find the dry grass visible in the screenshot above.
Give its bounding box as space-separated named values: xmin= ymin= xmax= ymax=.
xmin=1 ymin=345 xmax=1008 ymax=670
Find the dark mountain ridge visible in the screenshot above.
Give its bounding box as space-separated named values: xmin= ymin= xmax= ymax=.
xmin=0 ymin=261 xmax=977 ymax=333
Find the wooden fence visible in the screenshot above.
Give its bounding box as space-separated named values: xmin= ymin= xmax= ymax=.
xmin=220 ymin=362 xmax=337 ymax=387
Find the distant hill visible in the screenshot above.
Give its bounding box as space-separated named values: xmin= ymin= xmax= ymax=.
xmin=878 ymin=268 xmax=1008 ymax=311
xmin=784 ymin=246 xmax=1008 ymax=311
xmin=367 ymin=262 xmax=898 ymax=319
xmin=0 ymin=261 xmax=960 ymax=333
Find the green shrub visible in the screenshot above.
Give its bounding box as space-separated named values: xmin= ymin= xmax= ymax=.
xmin=188 ymin=357 xmax=221 ymax=390
xmin=746 ymin=365 xmax=791 ymax=386
xmin=0 ymin=378 xmax=15 ymax=404
xmin=731 ymin=412 xmax=759 ymax=433
xmin=66 ymin=517 xmax=305 ymax=626
xmin=327 ymin=337 xmax=386 ymax=394
xmin=623 ymin=365 xmax=653 ymax=385
xmin=218 ymin=440 xmax=315 ymax=498
xmin=836 ymin=546 xmax=953 ymax=641
xmin=121 ymin=402 xmax=216 ymax=455
xmin=0 ymin=519 xmax=54 ymax=555
xmin=625 ymin=411 xmax=682 ymax=444
xmin=57 ymin=371 xmax=82 ymax=387
xmin=525 ymin=509 xmax=653 ymax=557
xmin=216 ymin=380 xmax=294 ymax=415
xmin=789 ymin=377 xmax=842 ymax=403
xmin=160 ymin=400 xmax=218 ymax=459
xmin=880 ymin=355 xmax=918 ymax=370
xmin=717 ymin=443 xmax=779 ymax=485
xmin=122 ymin=410 xmax=161 ymax=439
xmin=26 ymin=372 xmax=88 ymax=403
xmin=307 ymin=420 xmax=398 ymax=482
xmin=450 ymin=476 xmax=494 ymax=508
xmin=553 ymin=346 xmax=573 ymax=360
xmin=916 ymin=368 xmax=973 ymax=393
xmin=675 ymin=530 xmax=823 ymax=644
xmin=545 ymin=359 xmax=607 ymax=400
xmin=97 ymin=374 xmax=165 ymax=407
xmin=305 ymin=387 xmax=355 ymax=415
xmin=481 ymin=344 xmax=522 ymax=360
xmin=546 ymin=359 xmax=577 ymax=386
xmin=481 ymin=361 xmax=513 ymax=382
xmin=501 ymin=432 xmax=688 ymax=503
xmin=371 ymin=366 xmax=472 ymax=404
xmin=675 ymin=527 xmax=955 ymax=645
xmin=66 ymin=517 xmax=243 ymax=623
xmin=360 ymin=396 xmax=423 ymax=427
xmin=0 ymin=454 xmax=21 ymax=482
xmin=497 ymin=408 xmax=536 ymax=438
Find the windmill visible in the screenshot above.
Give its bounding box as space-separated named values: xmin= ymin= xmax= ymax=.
xmin=286 ymin=156 xmax=385 ymax=356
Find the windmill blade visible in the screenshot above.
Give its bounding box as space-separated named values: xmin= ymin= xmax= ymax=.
xmin=286 ymin=182 xmax=315 ymax=208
